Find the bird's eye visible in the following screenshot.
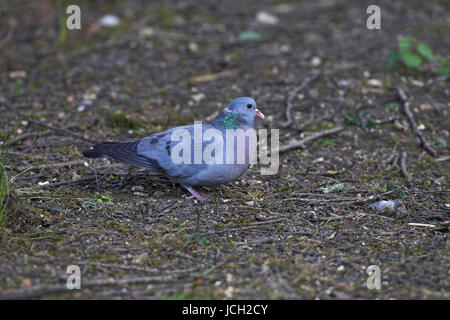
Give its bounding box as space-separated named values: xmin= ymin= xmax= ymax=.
xmin=247 ymin=103 xmax=252 ymax=109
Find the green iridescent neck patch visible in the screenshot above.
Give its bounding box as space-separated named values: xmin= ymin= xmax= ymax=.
xmin=222 ymin=113 xmax=239 ymax=129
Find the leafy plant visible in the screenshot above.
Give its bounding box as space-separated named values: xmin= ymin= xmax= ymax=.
xmin=345 ymin=110 xmax=375 ymax=129
xmin=82 ymin=192 xmax=114 ymax=209
xmin=186 ymin=232 xmax=210 ymax=246
xmin=386 ymin=102 xmax=400 ymax=110
xmin=388 ymin=182 xmax=406 ymax=199
xmin=438 ymin=58 xmax=449 ymax=77
xmin=317 ymin=138 xmax=334 ymax=147
xmin=95 ymin=192 xmax=114 ymax=205
xmin=386 ymin=37 xmax=448 ymax=76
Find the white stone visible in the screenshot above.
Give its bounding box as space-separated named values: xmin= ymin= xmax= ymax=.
xmin=98 ymin=14 xmax=120 ymax=27
xmin=256 ymin=11 xmax=279 ymax=25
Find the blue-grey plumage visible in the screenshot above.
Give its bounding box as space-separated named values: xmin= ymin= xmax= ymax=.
xmin=83 ymin=97 xmax=264 ymax=201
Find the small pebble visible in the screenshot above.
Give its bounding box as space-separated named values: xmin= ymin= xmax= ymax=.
xmin=98 ymin=14 xmax=120 ymax=27
xmin=310 ymin=56 xmax=321 ymax=67
xmin=256 ymin=11 xmax=279 ymax=25
xmin=370 ymin=200 xmax=399 ymax=211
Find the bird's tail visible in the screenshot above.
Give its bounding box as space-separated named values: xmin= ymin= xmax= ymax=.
xmin=82 ymin=145 xmax=108 ymax=158
xmin=82 ymin=141 xmax=131 ymax=158
xmin=83 ymin=140 xmax=159 ymax=169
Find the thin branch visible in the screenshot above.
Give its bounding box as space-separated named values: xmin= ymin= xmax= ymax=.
xmin=280 ymin=72 xmax=321 ymax=128
xmin=400 ymin=151 xmax=412 ymax=183
xmin=0 ymin=27 xmax=14 ymax=48
xmin=28 ymin=120 xmax=97 ymax=144
xmin=276 ymin=126 xmax=344 ymax=153
xmin=16 ymin=159 xmax=86 ymax=172
xmin=282 ymin=191 xmax=393 ymax=204
xmin=34 ymin=204 xmax=65 ymax=213
xmin=396 ymin=87 xmax=436 ymax=156
xmin=32 ymin=176 xmax=96 ymax=189
xmin=10 ymin=130 xmax=51 ymax=145
xmin=0 ymin=274 xmax=181 ymax=300
xmin=203 ymin=218 xmax=284 ymax=235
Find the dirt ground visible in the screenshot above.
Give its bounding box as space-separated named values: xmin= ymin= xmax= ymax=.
xmin=0 ymin=0 xmax=449 ymax=299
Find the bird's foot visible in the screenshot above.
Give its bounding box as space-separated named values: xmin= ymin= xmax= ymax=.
xmin=184 ymin=186 xmax=209 ymax=201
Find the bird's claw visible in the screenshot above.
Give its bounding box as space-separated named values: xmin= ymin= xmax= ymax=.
xmin=184 ymin=186 xmax=209 ymax=201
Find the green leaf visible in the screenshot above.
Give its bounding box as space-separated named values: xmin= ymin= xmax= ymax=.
xmin=386 ymin=102 xmax=399 ymax=110
xmin=386 ymin=50 xmax=398 ymax=70
xmin=317 ymin=138 xmax=334 ymax=147
xmin=417 ymin=43 xmax=434 ymax=61
xmin=438 ymin=58 xmax=449 ymax=77
xmin=401 ymin=51 xmax=422 ymax=68
xmin=398 ymin=37 xmax=413 ymax=52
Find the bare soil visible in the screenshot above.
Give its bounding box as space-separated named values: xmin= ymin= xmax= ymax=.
xmin=0 ymin=0 xmax=449 ymax=299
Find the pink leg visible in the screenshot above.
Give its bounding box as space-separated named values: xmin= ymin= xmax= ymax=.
xmin=184 ymin=186 xmax=209 ymax=201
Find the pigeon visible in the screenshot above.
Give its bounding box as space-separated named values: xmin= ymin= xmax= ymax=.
xmin=83 ymin=97 xmax=265 ymax=201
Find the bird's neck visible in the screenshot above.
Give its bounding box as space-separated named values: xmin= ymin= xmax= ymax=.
xmin=212 ymin=111 xmax=253 ymax=130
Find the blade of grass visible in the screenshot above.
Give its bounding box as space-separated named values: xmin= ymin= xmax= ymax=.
xmin=0 ymin=158 xmax=10 ymax=239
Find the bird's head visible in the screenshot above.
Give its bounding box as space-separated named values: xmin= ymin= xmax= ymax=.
xmin=213 ymin=97 xmax=264 ymax=129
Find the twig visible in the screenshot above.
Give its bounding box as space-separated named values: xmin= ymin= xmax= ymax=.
xmin=385 ymin=155 xmax=399 ymax=171
xmin=10 ymin=130 xmax=52 ymax=145
xmin=400 ymin=151 xmax=412 ymax=183
xmin=203 ymin=261 xmax=227 ymax=276
xmin=78 ymin=262 xmax=197 ymax=275
xmin=396 ymin=87 xmax=436 ymax=156
xmin=0 ymin=27 xmax=14 ymax=48
xmin=165 ymin=253 xmax=213 ymax=267
xmin=408 ymin=223 xmax=436 ymax=228
xmin=203 ymin=218 xmax=284 ymax=235
xmin=282 ymin=192 xmax=392 ymax=204
xmin=373 ymin=115 xmax=401 ymax=125
xmin=34 ymin=176 xmax=96 ymax=189
xmin=236 ymin=237 xmax=276 ymax=246
xmin=34 ymin=204 xmax=65 ymax=213
xmin=313 ymin=214 xmax=358 ymax=221
xmin=276 ymin=126 xmax=344 ymax=153
xmin=280 ymin=72 xmax=321 ymax=128
xmin=383 ymin=153 xmax=397 ymax=164
xmin=16 ymin=159 xmax=86 ymax=172
xmin=369 ymin=231 xmax=401 ymax=237
xmin=28 ymin=120 xmax=96 ymax=144
xmin=0 ymin=274 xmax=180 ymax=300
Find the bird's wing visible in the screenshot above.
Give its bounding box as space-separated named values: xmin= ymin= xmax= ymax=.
xmin=137 ymin=125 xmax=211 ymax=182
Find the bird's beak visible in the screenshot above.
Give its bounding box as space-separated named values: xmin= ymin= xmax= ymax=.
xmin=255 ymin=108 xmax=265 ymax=119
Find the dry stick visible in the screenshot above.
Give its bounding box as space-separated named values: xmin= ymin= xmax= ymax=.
xmin=10 ymin=130 xmax=51 ymax=145
xmin=313 ymin=214 xmax=358 ymax=221
xmin=78 ymin=262 xmax=197 ymax=275
xmin=33 ymin=176 xmax=97 ymax=189
xmin=236 ymin=237 xmax=276 ymax=246
xmin=383 ymin=153 xmax=397 ymax=164
xmin=28 ymin=119 xmax=97 ymax=144
xmin=0 ymin=274 xmax=181 ymax=300
xmin=34 ymin=204 xmax=65 ymax=213
xmin=16 ymin=159 xmax=86 ymax=172
xmin=0 ymin=27 xmax=14 ymax=48
xmin=280 ymin=72 xmax=321 ymax=128
xmin=276 ymin=126 xmax=344 ymax=153
xmin=204 ymin=218 xmax=284 ymax=236
xmin=396 ymin=87 xmax=436 ymax=156
xmin=385 ymin=155 xmax=399 ymax=171
xmin=400 ymin=151 xmax=412 ymax=183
